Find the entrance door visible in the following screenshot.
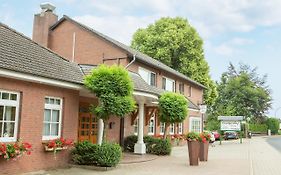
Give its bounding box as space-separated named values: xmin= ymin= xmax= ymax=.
xmin=78 ymin=112 xmax=98 ymax=143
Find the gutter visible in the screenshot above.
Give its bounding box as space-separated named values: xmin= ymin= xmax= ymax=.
xmin=125 ymin=54 xmax=136 ymax=69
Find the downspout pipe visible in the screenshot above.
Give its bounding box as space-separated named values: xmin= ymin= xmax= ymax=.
xmin=120 ymin=54 xmax=136 ymax=147
xmin=125 ymin=54 xmax=136 ymax=69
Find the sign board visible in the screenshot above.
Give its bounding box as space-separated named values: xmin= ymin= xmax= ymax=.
xmin=218 ymin=116 xmax=244 ymax=121
xmin=220 ymin=121 xmax=241 ymax=131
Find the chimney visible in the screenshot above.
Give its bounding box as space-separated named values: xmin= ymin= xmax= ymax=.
xmin=32 ymin=3 xmax=58 ymax=47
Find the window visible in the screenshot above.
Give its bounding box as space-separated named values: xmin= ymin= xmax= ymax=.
xmin=162 ymin=77 xmax=175 ymax=92
xmin=178 ymin=123 xmax=183 ymax=134
xmin=148 ymin=114 xmax=155 ymax=135
xmin=0 ymin=90 xmax=20 ymax=142
xmin=179 ymin=83 xmax=184 ymax=95
xmin=189 ymin=117 xmax=201 ymax=133
xmin=160 ymin=122 xmax=165 ymax=135
xmin=138 ymin=67 xmax=156 ymax=86
xmin=169 ymin=123 xmax=175 ymax=135
xmin=188 ymin=86 xmax=192 ymax=97
xmin=43 ymin=97 xmax=62 ymax=140
xmin=133 ymin=117 xmax=138 ymax=135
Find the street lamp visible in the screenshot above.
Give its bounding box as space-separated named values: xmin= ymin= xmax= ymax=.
xmin=199 ymin=104 xmax=207 ymax=132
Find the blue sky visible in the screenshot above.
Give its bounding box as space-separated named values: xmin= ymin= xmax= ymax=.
xmin=1 ymin=0 xmax=281 ymax=117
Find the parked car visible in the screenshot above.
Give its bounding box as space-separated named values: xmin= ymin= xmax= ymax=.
xmin=224 ymin=131 xmax=239 ymax=140
xmin=212 ymin=131 xmax=221 ymax=140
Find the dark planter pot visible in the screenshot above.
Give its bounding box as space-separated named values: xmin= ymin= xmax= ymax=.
xmin=187 ymin=140 xmax=200 ymax=166
xmin=199 ymin=142 xmax=209 ymax=161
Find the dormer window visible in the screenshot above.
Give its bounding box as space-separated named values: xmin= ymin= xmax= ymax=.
xmin=162 ymin=77 xmax=175 ymax=92
xmin=139 ymin=67 xmax=156 ymax=86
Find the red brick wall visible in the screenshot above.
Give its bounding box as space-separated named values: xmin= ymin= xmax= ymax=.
xmin=0 ymin=77 xmax=79 ymax=174
xmin=49 ymin=20 xmax=129 ymax=66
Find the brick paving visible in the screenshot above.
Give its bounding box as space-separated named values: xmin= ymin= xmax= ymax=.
xmin=24 ymin=136 xmax=281 ymax=175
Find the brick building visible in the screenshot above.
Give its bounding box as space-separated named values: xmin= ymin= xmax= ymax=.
xmin=0 ymin=3 xmax=206 ymax=174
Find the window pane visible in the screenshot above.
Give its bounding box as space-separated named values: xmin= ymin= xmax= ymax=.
xmin=44 ymin=109 xmax=51 ymax=122
xmin=0 ymin=106 xmax=3 ymax=120
xmin=51 ymin=123 xmax=59 ymax=136
xmin=2 ymin=93 xmax=9 ymax=100
xmin=162 ymin=78 xmax=166 ymax=89
xmin=52 ymin=110 xmax=59 ymax=122
xmin=55 ymin=99 xmax=60 ymax=105
xmin=10 ymin=94 xmax=17 ymax=101
xmin=139 ymin=69 xmax=150 ymax=84
xmin=43 ymin=123 xmax=50 ymax=136
xmin=45 ymin=98 xmax=49 ymax=104
xmin=150 ymin=73 xmax=156 ymax=86
xmin=4 ymin=106 xmax=16 ymax=121
xmin=3 ymin=122 xmax=15 ymax=137
xmin=50 ymin=98 xmax=55 ymax=104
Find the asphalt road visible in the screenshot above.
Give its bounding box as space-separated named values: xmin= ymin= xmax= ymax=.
xmin=266 ymin=136 xmax=281 ymax=152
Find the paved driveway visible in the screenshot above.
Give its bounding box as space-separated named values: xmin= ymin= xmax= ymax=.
xmin=25 ymin=137 xmax=281 ymax=175
xmin=42 ymin=139 xmax=250 ymax=175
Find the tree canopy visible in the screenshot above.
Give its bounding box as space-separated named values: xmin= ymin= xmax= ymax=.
xmin=84 ymin=64 xmax=135 ymax=120
xmin=159 ymin=92 xmax=188 ymax=138
xmin=131 ymin=17 xmax=217 ymax=105
xmin=207 ymin=63 xmax=272 ymax=127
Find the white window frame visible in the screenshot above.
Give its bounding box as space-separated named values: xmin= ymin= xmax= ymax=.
xmin=169 ymin=123 xmax=175 ymax=135
xmin=0 ymin=90 xmax=20 ymax=142
xmin=42 ymin=96 xmax=63 ymax=140
xmin=178 ymin=123 xmax=183 ymax=135
xmin=148 ymin=114 xmax=155 ymax=135
xmin=189 ymin=117 xmax=201 ymax=133
xmin=138 ymin=67 xmax=156 ymax=86
xmin=163 ymin=76 xmax=175 ymax=92
xmin=160 ymin=122 xmax=165 ymax=135
xmin=133 ymin=117 xmax=138 ymax=136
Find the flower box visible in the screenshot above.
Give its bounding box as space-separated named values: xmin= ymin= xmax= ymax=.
xmin=44 ymin=146 xmax=67 ymax=152
xmin=43 ymin=138 xmax=73 ymax=153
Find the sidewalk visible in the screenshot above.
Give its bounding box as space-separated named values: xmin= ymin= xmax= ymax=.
xmin=31 ymin=137 xmax=281 ymax=175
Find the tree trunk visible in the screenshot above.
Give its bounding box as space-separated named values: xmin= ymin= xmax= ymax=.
xmin=103 ymin=119 xmax=109 ymax=143
xmin=163 ymin=122 xmax=170 ymax=139
xmin=97 ymin=118 xmax=104 ymax=145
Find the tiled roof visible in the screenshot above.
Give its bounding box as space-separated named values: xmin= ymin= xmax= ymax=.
xmin=51 ymin=15 xmax=206 ymax=89
xmin=79 ymin=64 xmax=199 ymax=110
xmin=0 ymin=22 xmax=84 ymax=84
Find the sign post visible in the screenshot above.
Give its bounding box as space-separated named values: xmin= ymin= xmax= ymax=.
xmin=218 ymin=116 xmax=244 ymax=144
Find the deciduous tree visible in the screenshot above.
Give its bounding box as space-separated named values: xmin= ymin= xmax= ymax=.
xmin=131 ymin=17 xmax=217 ymax=105
xmin=159 ymin=92 xmax=188 ymax=139
xmin=84 ymin=65 xmax=135 ymax=144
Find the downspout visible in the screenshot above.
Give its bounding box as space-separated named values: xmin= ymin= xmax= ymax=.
xmin=125 ymin=54 xmax=136 ymax=69
xmin=120 ymin=54 xmax=136 ymax=147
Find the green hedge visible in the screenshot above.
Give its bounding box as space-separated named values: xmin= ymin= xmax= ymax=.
xmin=124 ymin=135 xmax=171 ymax=155
xmin=266 ymin=118 xmax=280 ymax=134
xmin=249 ymin=124 xmax=268 ymax=133
xmin=72 ymin=141 xmax=122 ymax=167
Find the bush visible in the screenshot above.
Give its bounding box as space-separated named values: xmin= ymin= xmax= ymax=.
xmin=72 ymin=141 xmax=99 ymax=165
xmin=249 ymin=124 xmax=268 ymax=133
xmin=266 ymin=118 xmax=280 ymax=134
xmin=95 ymin=143 xmax=122 ymax=167
xmin=72 ymin=141 xmax=122 ymax=167
xmin=124 ymin=135 xmax=138 ymax=152
xmin=124 ymin=135 xmax=171 ymax=155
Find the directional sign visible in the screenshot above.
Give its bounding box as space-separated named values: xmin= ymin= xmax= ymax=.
xmin=220 ymin=121 xmax=241 ymax=131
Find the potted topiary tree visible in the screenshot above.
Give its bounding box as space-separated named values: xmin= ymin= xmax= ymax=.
xmin=185 ymin=132 xmax=200 ymax=166
xmin=159 ymin=92 xmax=188 ymax=139
xmin=84 ymin=65 xmax=136 ymax=144
xmin=198 ymin=132 xmax=211 ymax=161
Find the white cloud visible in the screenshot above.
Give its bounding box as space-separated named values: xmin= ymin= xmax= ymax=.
xmin=212 ymin=37 xmax=254 ymax=56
